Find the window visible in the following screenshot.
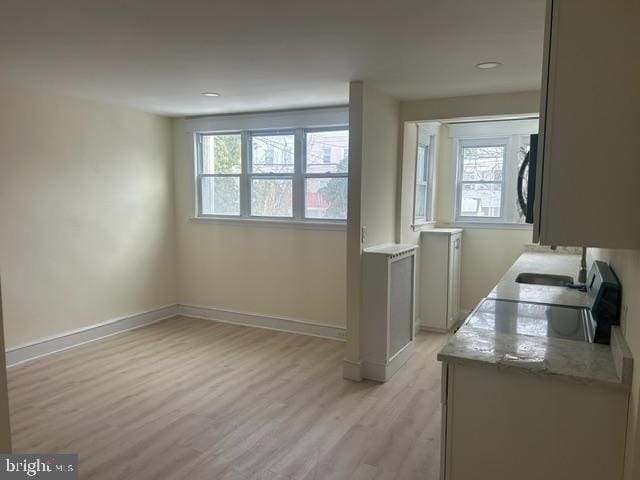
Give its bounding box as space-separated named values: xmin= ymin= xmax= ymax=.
xmin=413 ymin=125 xmax=436 ymax=226
xmin=322 ymin=147 xmax=331 ymax=164
xmin=199 ymin=134 xmax=242 ymax=216
xmin=414 ymin=143 xmax=432 ymax=224
xmin=250 ymin=132 xmax=295 ymax=217
xmin=304 ymin=129 xmax=349 ymax=220
xmin=450 ymin=119 xmax=538 ymax=225
xmin=458 ymin=140 xmax=506 ymax=218
xmin=195 ymin=127 xmax=348 ymax=222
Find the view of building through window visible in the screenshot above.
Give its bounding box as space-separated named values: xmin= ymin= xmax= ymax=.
xmin=250 ymin=134 xmax=295 ymax=217
xmin=460 ymin=145 xmax=505 ymax=217
xmin=414 ymin=143 xmax=430 ymax=223
xmin=305 ymin=130 xmax=348 ymax=220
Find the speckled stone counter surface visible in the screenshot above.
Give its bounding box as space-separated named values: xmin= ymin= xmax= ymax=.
xmin=487 ymin=252 xmax=589 ymax=307
xmin=438 ymin=324 xmax=630 ymax=389
xmin=439 ymin=252 xmax=633 ymax=390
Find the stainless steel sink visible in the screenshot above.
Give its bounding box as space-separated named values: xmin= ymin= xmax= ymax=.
xmin=515 ymin=272 xmax=573 ymax=287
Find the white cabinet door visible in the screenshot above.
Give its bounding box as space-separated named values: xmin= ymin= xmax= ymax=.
xmin=534 ymin=0 xmax=640 ymax=248
xmin=421 ymin=230 xmax=463 ymax=332
xmin=444 ymin=362 xmax=628 ymax=480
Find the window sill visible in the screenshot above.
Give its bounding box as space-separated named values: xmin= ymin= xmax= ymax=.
xmin=442 ymin=222 xmax=533 ymax=231
xmin=411 ymin=221 xmax=437 ymax=232
xmin=189 ymin=216 xmax=347 ymax=231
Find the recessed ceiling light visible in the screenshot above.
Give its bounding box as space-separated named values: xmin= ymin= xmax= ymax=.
xmin=202 ymin=92 xmax=220 ymax=97
xmin=475 ymin=62 xmax=502 ymax=70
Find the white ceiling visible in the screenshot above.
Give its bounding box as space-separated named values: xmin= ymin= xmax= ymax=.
xmin=0 ymin=0 xmax=546 ymax=116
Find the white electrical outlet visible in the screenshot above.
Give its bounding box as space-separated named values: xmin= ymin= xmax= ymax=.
xmin=361 ymin=226 xmax=367 ymax=244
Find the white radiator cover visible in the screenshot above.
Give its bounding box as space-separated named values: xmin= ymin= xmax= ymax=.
xmin=361 ymin=244 xmax=417 ymax=382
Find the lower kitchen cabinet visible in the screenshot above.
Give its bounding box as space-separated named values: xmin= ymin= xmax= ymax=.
xmin=419 ymin=229 xmax=462 ymax=332
xmin=440 ymin=362 xmax=628 ymax=480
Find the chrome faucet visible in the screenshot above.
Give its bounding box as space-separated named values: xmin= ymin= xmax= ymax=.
xmin=578 ymin=247 xmax=587 ymax=284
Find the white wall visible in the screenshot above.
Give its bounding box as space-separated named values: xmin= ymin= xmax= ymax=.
xmin=345 ymin=81 xmax=400 ymax=375
xmin=359 ymin=86 xmax=400 ymax=248
xmin=0 ymin=81 xmax=177 ymax=348
xmin=398 ymin=92 xmax=539 ymax=312
xmin=591 ymin=249 xmax=640 ymax=480
xmin=401 ymin=91 xmax=541 ymax=123
xmin=172 ymin=119 xmax=346 ymax=328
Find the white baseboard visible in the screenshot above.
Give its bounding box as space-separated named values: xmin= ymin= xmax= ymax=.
xmin=178 ymin=304 xmax=346 ymax=342
xmin=361 ymin=341 xmax=415 ymax=382
xmin=418 ymin=310 xmax=472 ymax=334
xmin=6 ymin=304 xmax=179 ymax=367
xmin=342 ymin=359 xmax=363 ymax=381
xmin=6 ymin=303 xmax=347 ymax=367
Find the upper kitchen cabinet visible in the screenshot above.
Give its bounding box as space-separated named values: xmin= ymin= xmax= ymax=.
xmin=534 ymin=0 xmax=640 ymax=248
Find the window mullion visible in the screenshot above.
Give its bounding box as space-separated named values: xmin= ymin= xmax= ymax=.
xmin=303 ymin=173 xmax=348 ymax=179
xmin=293 ymin=128 xmax=304 ymax=220
xmin=426 ymin=143 xmax=434 ymax=221
xmin=240 ymin=131 xmax=250 ymax=217
xmin=195 ymin=134 xmax=203 ymax=217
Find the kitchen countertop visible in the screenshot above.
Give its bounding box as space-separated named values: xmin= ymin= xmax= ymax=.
xmin=487 ymin=252 xmax=589 ymax=308
xmin=438 ymin=252 xmax=633 ymax=391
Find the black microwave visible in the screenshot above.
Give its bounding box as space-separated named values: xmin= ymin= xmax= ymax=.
xmin=517 ymin=133 xmax=538 ymax=224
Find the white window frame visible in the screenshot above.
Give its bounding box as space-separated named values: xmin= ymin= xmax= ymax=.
xmin=456 ymin=137 xmax=509 ymax=223
xmin=195 ymin=131 xmax=243 ymax=217
xmin=246 ymin=129 xmax=297 ymax=219
xmin=193 ymin=116 xmax=349 ymax=226
xmin=449 ymin=119 xmax=538 ymax=226
xmin=412 ymin=123 xmax=438 ymax=228
xmin=302 ymin=127 xmax=349 ymax=221
xmin=413 ymin=138 xmax=433 ymax=225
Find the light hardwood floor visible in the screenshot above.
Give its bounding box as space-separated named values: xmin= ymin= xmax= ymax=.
xmin=8 ymin=316 xmax=448 ymax=480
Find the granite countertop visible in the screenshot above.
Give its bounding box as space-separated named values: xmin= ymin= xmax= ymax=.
xmin=487 ymin=252 xmax=589 ymax=308
xmin=438 ymin=252 xmax=633 ymax=391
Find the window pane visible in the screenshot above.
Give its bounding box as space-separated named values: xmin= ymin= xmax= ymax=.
xmin=305 ymin=177 xmax=347 ymax=220
xmin=251 ymin=134 xmax=295 ymax=173
xmin=415 ymin=184 xmax=427 ymax=219
xmin=462 ymin=145 xmax=505 ymax=181
xmin=201 ymin=176 xmax=240 ymax=215
xmin=202 ymin=134 xmax=241 ymax=174
xmin=416 ymin=145 xmax=428 ymax=182
xmin=251 ymin=178 xmax=293 ymax=217
xmin=306 ymin=130 xmax=349 ymax=174
xmin=460 ymin=183 xmax=502 ymax=217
